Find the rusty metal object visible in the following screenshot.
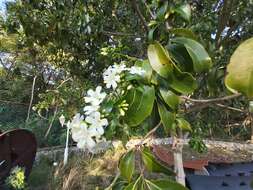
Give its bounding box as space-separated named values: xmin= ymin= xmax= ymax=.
xmin=152 ymin=145 xmax=208 ymax=170
xmin=0 ymin=129 xmax=37 ymax=183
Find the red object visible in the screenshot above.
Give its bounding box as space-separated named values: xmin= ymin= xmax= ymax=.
xmin=0 ymin=129 xmax=37 ymax=183
xmin=152 ymin=145 xmax=208 ymax=170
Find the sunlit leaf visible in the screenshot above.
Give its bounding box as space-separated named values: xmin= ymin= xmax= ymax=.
xmin=160 ymin=88 xmax=180 ymax=110
xmin=225 ymin=37 xmax=253 ymax=97
xmin=176 ymin=118 xmax=192 ymax=132
xmin=148 ymin=42 xmax=174 ymax=78
xmin=174 ymin=4 xmax=191 ymax=22
xmin=170 ymin=28 xmax=197 ymax=41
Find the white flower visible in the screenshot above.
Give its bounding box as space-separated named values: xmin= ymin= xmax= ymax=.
xmin=71 ymin=121 xmax=98 ymax=152
xmin=103 ymin=67 xmax=121 ymax=89
xmin=129 ymin=66 xmax=145 ymax=75
xmin=83 ymin=104 xmax=100 ymax=115
xmin=59 ymin=114 xmax=65 ymax=126
xmin=112 ymin=64 xmax=126 ymax=73
xmin=85 ymin=112 xmax=108 ymax=136
xmin=70 ymin=113 xmax=84 ymax=127
xmin=84 ymin=86 xmax=106 ymax=106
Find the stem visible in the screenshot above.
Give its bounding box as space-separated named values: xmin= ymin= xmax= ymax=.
xmin=137 ymin=121 xmax=162 ymax=146
xmin=26 ymin=75 xmax=37 ymax=123
xmin=172 ymin=135 xmax=185 ymax=186
xmin=104 ymin=172 xmax=120 ymax=190
xmin=64 ymin=124 xmax=70 ymax=166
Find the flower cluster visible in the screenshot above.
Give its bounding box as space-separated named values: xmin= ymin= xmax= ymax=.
xmin=61 ymin=64 xmax=145 ymax=153
xmin=103 ymin=64 xmax=145 ymax=89
xmin=68 ymin=86 xmax=108 ymax=152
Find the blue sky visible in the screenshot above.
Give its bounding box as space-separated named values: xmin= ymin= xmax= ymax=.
xmin=0 ymin=0 xmax=14 ymax=12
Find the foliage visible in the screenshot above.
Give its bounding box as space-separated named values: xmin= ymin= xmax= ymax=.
xmin=0 ymin=0 xmax=253 ymax=188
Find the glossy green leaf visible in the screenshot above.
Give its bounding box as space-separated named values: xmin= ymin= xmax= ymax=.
xmin=159 ymin=88 xmax=180 ymax=110
xmin=125 ymin=85 xmax=155 ymax=126
xmin=169 ymin=66 xmax=197 ymax=94
xmin=148 ymin=42 xmax=174 ymax=78
xmin=119 ymin=150 xmax=135 ymax=182
xmin=225 ymin=38 xmax=253 ymax=97
xmin=174 ymin=4 xmax=191 ymax=22
xmin=167 ymin=44 xmax=193 ymax=73
xmin=145 ymin=179 xmax=188 ymax=190
xmin=176 ymin=118 xmax=192 ymax=132
xmin=157 ymin=103 xmax=175 ymax=133
xmin=135 ymin=60 xmax=153 ymax=83
xmin=171 ymin=37 xmax=212 ymax=73
xmin=170 ymin=28 xmax=197 ymax=41
xmin=148 ymin=27 xmax=158 ymax=41
xmin=141 ymin=147 xmax=175 ymax=176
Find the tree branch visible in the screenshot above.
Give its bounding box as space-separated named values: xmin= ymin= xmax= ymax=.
xmin=131 ymin=0 xmax=149 ymax=32
xmin=182 ymin=93 xmax=243 ymax=113
xmin=214 ymin=103 xmax=246 ymax=113
xmin=181 ymin=93 xmax=242 ymax=104
xmin=215 ymin=0 xmax=234 ymax=48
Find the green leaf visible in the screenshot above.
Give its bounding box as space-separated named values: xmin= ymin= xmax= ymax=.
xmin=123 ymin=175 xmax=142 ymax=190
xmin=119 ymin=150 xmax=135 ymax=182
xmin=225 ymin=37 xmax=253 ymax=98
xmin=167 ymin=44 xmax=193 ymax=73
xmin=170 ymin=28 xmax=197 ymax=41
xmin=148 ymin=42 xmax=174 ymax=78
xmin=141 ymin=147 xmax=175 ymax=176
xmin=159 ymin=88 xmax=180 ymax=110
xmin=125 ymin=85 xmax=155 ymax=126
xmin=148 ymin=27 xmax=157 ymax=41
xmin=176 ymin=118 xmax=192 ymax=132
xmin=171 ymin=37 xmax=212 ymax=73
xmin=135 ymin=60 xmax=153 ymax=83
xmin=145 ymin=179 xmax=188 ymax=190
xmin=156 ymin=1 xmax=168 ymax=20
xmin=157 ymin=103 xmax=175 ymax=133
xmin=174 ymin=4 xmax=191 ymax=22
xmin=169 ymin=66 xmax=197 ymax=94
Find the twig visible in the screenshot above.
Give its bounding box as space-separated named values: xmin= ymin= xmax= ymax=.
xmin=137 ymin=121 xmax=162 ymax=146
xmin=56 ymin=78 xmax=72 ymax=89
xmin=131 ymin=0 xmax=149 ymax=32
xmin=181 ymin=93 xmax=241 ymax=103
xmin=26 ymin=76 xmax=37 ymax=123
xmin=44 ymin=106 xmax=58 ymax=138
xmin=104 ymin=172 xmax=120 ymax=190
xmin=143 ymin=0 xmax=155 ymax=19
xmin=214 ymin=103 xmax=246 ymax=113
